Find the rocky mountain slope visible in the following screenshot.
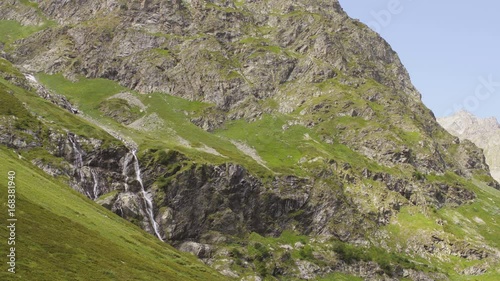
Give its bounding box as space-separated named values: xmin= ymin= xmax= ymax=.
xmin=0 ymin=59 xmax=227 ymax=281
xmin=0 ymin=144 xmax=226 ymax=280
xmin=438 ymin=110 xmax=500 ymax=183
xmin=1 ymin=1 xmax=500 ymax=280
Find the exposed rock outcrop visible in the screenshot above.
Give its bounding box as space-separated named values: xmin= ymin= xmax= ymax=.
xmin=9 ymin=0 xmax=420 ymax=112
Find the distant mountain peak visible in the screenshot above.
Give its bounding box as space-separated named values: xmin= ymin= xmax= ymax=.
xmin=438 ymin=111 xmax=500 ymax=183
xmin=439 ymin=110 xmax=500 ymax=135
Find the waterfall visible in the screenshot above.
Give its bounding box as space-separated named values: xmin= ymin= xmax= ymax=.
xmin=132 ymin=150 xmax=164 ymax=241
xmin=91 ymin=169 xmax=99 ymax=200
xmin=68 ymin=134 xmax=84 ymax=181
xmin=122 ymin=153 xmax=131 ymax=192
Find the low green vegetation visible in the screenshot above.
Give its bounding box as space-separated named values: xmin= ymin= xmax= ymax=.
xmin=36 ymin=73 xmax=127 ymax=112
xmin=0 ymin=20 xmax=54 ymax=50
xmin=383 ymin=177 xmax=500 ymax=280
xmin=0 ymin=58 xmax=24 ymax=79
xmin=0 ymin=75 xmax=120 ymax=148
xmin=317 ymin=273 xmax=364 ymax=281
xmin=0 ymin=148 xmax=228 ymax=281
xmin=217 ymin=230 xmax=432 ymax=280
xmin=35 ymin=73 xmax=274 ymax=177
xmin=98 ymin=98 xmax=145 ymax=125
xmin=217 ymin=115 xmax=321 ymax=174
xmin=0 ymin=83 xmax=33 ymax=121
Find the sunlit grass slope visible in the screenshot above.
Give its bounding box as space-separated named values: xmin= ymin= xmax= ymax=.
xmin=0 ymin=148 xmax=229 ymax=281
xmin=36 ymin=73 xmax=388 ymax=178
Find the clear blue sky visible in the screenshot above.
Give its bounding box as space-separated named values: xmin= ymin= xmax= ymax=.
xmin=339 ymin=0 xmax=500 ymax=120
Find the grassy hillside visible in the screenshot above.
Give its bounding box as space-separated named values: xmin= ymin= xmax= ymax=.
xmin=0 ymin=148 xmax=228 ymax=281
xmin=0 ymin=20 xmax=53 ymax=50
xmin=383 ymin=176 xmax=500 ymax=280
xmin=34 ymin=67 xmax=500 ymax=281
xmin=35 ymin=73 xmax=388 ymax=178
xmin=35 ymin=73 xmax=273 ymax=176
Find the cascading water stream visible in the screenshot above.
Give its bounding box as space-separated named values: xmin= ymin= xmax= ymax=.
xmin=91 ymin=169 xmax=99 ymax=200
xmin=69 ymin=135 xmax=84 ymax=181
xmin=122 ymin=153 xmax=131 ymax=192
xmin=132 ymin=150 xmax=164 ymax=241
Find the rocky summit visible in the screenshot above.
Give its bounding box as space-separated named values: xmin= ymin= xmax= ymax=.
xmin=438 ymin=110 xmax=500 ymax=184
xmin=1 ymin=1 xmax=500 ymax=280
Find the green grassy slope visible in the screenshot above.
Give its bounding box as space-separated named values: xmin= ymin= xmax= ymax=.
xmin=0 ymin=20 xmax=47 ymax=49
xmin=0 ymin=148 xmax=228 ymax=281
xmin=36 ymin=73 xmax=273 ymax=177
xmin=34 ymin=69 xmax=500 ymax=280
xmin=35 ymin=74 xmax=388 ymax=178
xmin=383 ymin=174 xmax=500 ymax=280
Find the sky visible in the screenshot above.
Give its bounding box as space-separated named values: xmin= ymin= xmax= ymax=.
xmin=338 ymin=0 xmax=500 ymax=121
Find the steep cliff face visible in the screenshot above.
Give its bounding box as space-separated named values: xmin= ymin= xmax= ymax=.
xmin=438 ymin=110 xmax=500 ymax=184
xmin=10 ymin=0 xmax=418 ymax=107
xmin=2 ymin=1 xmax=500 ymax=280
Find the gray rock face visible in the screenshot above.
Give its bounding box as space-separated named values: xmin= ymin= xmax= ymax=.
xmin=0 ymin=0 xmax=45 ymax=26
xmin=8 ymin=0 xmax=420 ymax=116
xmin=438 ymin=110 xmax=500 ymax=184
xmin=178 ymin=241 xmax=213 ymax=259
xmin=2 ymin=1 xmax=489 ymax=179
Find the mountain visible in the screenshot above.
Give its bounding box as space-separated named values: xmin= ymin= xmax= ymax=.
xmin=0 ymin=62 xmax=227 ymax=281
xmin=438 ymin=110 xmax=500 ymax=183
xmin=1 ymin=1 xmax=500 ymax=280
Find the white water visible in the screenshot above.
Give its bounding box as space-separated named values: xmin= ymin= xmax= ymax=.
xmin=85 ymin=191 xmax=92 ymax=199
xmin=68 ymin=135 xmax=84 ymax=181
xmin=91 ymin=169 xmax=99 ymax=200
xmin=24 ymin=73 xmax=38 ymax=83
xmin=132 ymin=150 xmax=163 ymax=241
xmin=122 ymin=153 xmax=131 ymax=192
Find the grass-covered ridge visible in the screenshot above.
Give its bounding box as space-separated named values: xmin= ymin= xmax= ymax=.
xmin=0 ymin=20 xmax=48 ymax=49
xmin=0 ymin=148 xmax=228 ymax=281
xmin=35 ymin=73 xmax=275 ymax=177
xmin=19 ymin=64 xmax=500 ymax=280
xmin=0 ymin=68 xmax=121 ymax=148
xmin=34 ymin=73 xmax=401 ymax=178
